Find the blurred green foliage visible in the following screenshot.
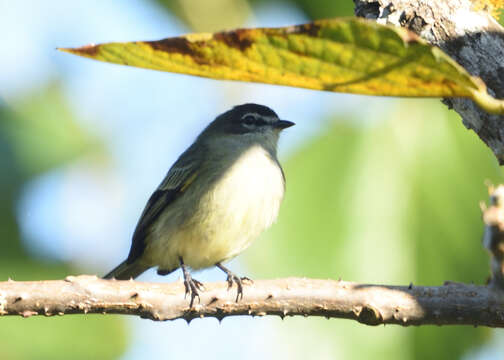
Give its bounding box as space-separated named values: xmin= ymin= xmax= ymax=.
xmin=0 ymin=88 xmax=126 ymax=359
xmin=249 ymin=0 xmax=355 ymax=19
xmin=246 ymin=98 xmax=502 ymax=359
xmin=3 ymin=83 xmax=102 ymax=177
xmin=0 ymin=316 xmax=126 ymax=360
xmin=152 ymin=0 xmax=353 ymax=32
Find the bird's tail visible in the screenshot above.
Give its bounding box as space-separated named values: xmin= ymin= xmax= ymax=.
xmin=103 ymin=260 xmax=148 ymax=280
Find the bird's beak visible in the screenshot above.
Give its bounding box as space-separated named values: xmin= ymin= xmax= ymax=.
xmin=274 ymin=120 xmax=295 ymax=129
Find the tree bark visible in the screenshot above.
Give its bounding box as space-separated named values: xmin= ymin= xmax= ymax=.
xmin=1 ymin=275 xmax=504 ymax=326
xmin=354 ymin=0 xmax=504 ymax=164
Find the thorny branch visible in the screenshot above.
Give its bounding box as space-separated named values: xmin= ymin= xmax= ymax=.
xmin=1 ymin=275 xmax=504 ymax=326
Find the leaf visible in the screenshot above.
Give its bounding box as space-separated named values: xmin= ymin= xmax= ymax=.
xmin=59 ymin=18 xmax=504 ymax=114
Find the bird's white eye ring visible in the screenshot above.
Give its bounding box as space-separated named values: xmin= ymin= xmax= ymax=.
xmin=242 ymin=115 xmax=256 ymax=125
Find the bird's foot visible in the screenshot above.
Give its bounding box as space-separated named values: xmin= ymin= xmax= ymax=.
xmin=216 ymin=263 xmax=252 ymax=302
xmin=179 ymin=256 xmax=205 ymax=308
xmin=183 ymin=275 xmax=204 ymax=308
xmin=226 ymin=274 xmax=244 ymax=301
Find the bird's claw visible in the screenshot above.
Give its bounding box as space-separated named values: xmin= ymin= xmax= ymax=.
xmin=179 ymin=256 xmax=206 ymax=308
xmin=228 ymin=275 xmax=242 ymax=301
xmin=216 ymin=263 xmax=251 ymax=302
xmin=225 ymin=274 xmax=251 ymax=302
xmin=184 ymin=276 xmax=204 ymax=308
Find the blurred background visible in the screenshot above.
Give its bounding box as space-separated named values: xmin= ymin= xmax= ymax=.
xmin=1 ymin=0 xmax=504 ymax=359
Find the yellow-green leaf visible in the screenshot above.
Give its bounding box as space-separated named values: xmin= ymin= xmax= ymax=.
xmin=59 ymin=18 xmax=504 ymax=114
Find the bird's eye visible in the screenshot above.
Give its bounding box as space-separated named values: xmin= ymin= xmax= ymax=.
xmin=242 ymin=115 xmax=256 ymax=125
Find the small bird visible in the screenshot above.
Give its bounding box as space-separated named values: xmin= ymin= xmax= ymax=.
xmin=104 ymin=104 xmax=294 ymax=305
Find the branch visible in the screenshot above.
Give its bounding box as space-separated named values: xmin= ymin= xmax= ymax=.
xmin=1 ymin=275 xmax=504 ymax=326
xmin=354 ymin=0 xmax=504 ymax=164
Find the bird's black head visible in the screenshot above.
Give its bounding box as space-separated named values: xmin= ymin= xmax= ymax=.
xmin=206 ymin=103 xmax=295 ymax=135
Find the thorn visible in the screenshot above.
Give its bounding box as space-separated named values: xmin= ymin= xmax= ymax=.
xmin=14 ymin=297 xmax=22 ymax=303
xmin=130 ymin=292 xmax=139 ymax=299
xmin=266 ymin=294 xmax=273 ymax=300
xmin=408 ymin=282 xmax=413 ymax=290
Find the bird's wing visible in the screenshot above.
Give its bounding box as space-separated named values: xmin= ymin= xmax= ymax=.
xmin=126 ymin=144 xmax=202 ymax=264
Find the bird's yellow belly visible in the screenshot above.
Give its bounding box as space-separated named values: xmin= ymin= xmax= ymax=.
xmin=148 ymin=145 xmax=285 ymax=271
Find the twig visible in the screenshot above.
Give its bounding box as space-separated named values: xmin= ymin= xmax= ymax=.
xmin=0 ymin=275 xmax=503 ymax=326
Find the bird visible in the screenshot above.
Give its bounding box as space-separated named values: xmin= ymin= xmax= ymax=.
xmin=104 ymin=103 xmax=294 ymax=306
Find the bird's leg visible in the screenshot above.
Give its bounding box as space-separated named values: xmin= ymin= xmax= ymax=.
xmin=215 ymin=263 xmax=252 ymax=302
xmin=179 ymin=256 xmax=204 ymax=307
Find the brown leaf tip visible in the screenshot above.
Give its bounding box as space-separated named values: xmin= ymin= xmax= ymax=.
xmin=60 ymin=43 xmax=101 ymax=57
